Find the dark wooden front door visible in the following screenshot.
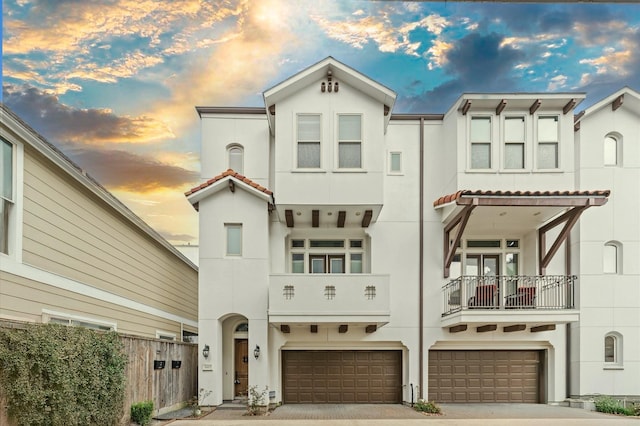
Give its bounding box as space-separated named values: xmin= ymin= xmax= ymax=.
xmin=234 ymin=339 xmax=248 ymax=396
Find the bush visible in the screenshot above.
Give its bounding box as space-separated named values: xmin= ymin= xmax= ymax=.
xmin=594 ymin=396 xmax=634 ymax=416
xmin=414 ymin=399 xmax=442 ymax=414
xmin=0 ymin=323 xmax=126 ymax=426
xmin=131 ymin=401 xmax=154 ymax=425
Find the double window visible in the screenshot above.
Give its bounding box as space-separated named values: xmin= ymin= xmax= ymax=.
xmin=290 ymin=238 xmax=364 ymax=274
xmin=296 ymin=114 xmax=363 ymax=170
xmin=1 ymin=139 xmax=14 ymax=255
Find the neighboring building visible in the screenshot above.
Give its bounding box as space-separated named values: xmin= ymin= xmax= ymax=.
xmin=0 ymin=104 xmax=198 ymax=341
xmin=186 ymin=57 xmax=639 ymax=405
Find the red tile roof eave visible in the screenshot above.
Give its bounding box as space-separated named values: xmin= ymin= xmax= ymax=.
xmin=433 ymin=189 xmax=611 ymax=207
xmin=184 ymin=169 xmax=274 ymax=198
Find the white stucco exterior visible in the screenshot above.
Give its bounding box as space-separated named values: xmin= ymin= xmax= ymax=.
xmin=188 ymin=58 xmax=639 ymax=405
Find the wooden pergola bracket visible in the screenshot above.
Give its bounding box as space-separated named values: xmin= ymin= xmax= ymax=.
xmin=443 ymin=204 xmax=476 ymax=278
xmin=538 ymin=206 xmax=588 ymax=274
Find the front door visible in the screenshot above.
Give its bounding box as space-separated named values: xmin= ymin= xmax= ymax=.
xmin=234 ymin=339 xmax=248 ymax=397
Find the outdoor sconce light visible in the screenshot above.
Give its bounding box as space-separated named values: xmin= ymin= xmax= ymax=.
xmin=202 ymin=344 xmax=210 ymax=359
xmin=254 ymin=345 xmax=260 ymax=360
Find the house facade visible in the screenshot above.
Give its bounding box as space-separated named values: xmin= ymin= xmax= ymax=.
xmin=187 ymin=57 xmax=639 ymax=405
xmin=0 ymin=105 xmax=198 ymax=341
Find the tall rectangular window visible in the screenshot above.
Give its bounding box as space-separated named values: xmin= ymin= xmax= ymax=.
xmin=1 ymin=139 xmax=13 ymax=255
xmin=297 ymin=115 xmax=321 ymax=168
xmin=537 ymin=116 xmax=559 ymax=169
xmin=225 ymin=224 xmax=242 ymax=256
xmin=338 ymin=115 xmax=361 ymax=168
xmin=470 ymin=117 xmax=491 ymax=169
xmin=389 ymin=151 xmax=402 ymax=174
xmin=504 ymin=116 xmax=525 ymax=169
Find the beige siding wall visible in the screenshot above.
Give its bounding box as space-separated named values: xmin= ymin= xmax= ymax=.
xmin=20 ymin=146 xmax=197 ymax=323
xmin=0 ymin=271 xmax=189 ymax=337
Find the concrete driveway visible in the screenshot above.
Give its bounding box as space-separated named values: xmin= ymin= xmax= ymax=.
xmin=165 ymin=403 xmax=639 ymax=425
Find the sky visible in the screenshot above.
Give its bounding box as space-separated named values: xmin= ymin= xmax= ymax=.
xmin=2 ymin=0 xmax=640 ymax=246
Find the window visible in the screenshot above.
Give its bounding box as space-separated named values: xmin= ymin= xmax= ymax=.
xmin=604 ymin=332 xmax=623 ymax=368
xmin=604 ymin=241 xmax=621 ymax=274
xmin=297 ymin=114 xmax=321 ymax=168
xmin=537 ymin=116 xmax=559 ymax=169
xmin=604 ymin=135 xmax=619 ymax=166
xmin=338 ymin=115 xmax=362 ymax=168
xmin=1 ymin=139 xmax=13 ymax=255
xmin=226 ymin=224 xmax=242 ymax=256
xmin=156 ymin=331 xmax=177 ymax=341
xmin=470 ymin=116 xmax=492 ymax=169
xmin=228 ymin=145 xmax=244 ymax=174
xmin=288 ymin=237 xmax=365 ymax=273
xmin=389 ymin=151 xmax=402 ymax=174
xmin=44 ymin=310 xmax=116 ymax=331
xmin=504 ymin=116 xmax=525 ymax=169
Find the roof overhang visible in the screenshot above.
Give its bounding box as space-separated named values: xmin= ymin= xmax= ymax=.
xmin=576 ymin=87 xmax=640 ymax=123
xmin=186 ymin=170 xmax=273 ymax=211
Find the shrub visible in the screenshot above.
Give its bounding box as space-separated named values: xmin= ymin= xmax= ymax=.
xmin=594 ymin=396 xmax=634 ymax=416
xmin=130 ymin=400 xmax=154 ymax=426
xmin=247 ymin=385 xmax=268 ymax=415
xmin=0 ymin=323 xmax=126 ymax=426
xmin=414 ymin=399 xmax=442 ymax=414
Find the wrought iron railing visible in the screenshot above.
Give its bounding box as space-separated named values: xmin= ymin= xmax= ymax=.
xmin=442 ymin=275 xmax=576 ymax=317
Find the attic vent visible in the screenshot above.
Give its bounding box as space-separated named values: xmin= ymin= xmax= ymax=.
xmin=321 ymin=69 xmax=339 ymax=93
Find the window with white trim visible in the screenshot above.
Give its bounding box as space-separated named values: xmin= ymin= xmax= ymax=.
xmin=156 ymin=331 xmax=177 ymax=341
xmin=297 ymin=114 xmax=321 ymax=168
xmin=289 ymin=237 xmax=366 ymax=274
xmin=1 ymin=138 xmax=14 ymax=255
xmin=44 ymin=310 xmax=116 ymax=331
xmin=226 ymin=224 xmax=242 ymax=256
xmin=604 ymin=241 xmax=622 ymax=274
xmin=604 ymin=134 xmax=620 ymax=166
xmin=537 ymin=115 xmax=559 ymax=169
xmin=338 ymin=114 xmax=362 ymax=169
xmin=228 ymin=145 xmax=244 ymax=174
xmin=470 ymin=116 xmax=492 ymax=169
xmin=388 ymin=151 xmax=402 ymax=174
xmin=604 ymin=332 xmax=623 ymax=368
xmin=504 ymin=116 xmax=525 ymax=169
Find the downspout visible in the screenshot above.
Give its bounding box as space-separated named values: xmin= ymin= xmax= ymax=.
xmin=419 ymin=117 xmax=425 ymax=399
xmin=565 ymin=234 xmax=571 ymax=400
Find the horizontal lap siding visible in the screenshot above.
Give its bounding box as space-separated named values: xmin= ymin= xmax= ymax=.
xmin=20 ymin=148 xmax=197 ymax=322
xmin=428 ymin=350 xmax=540 ymax=403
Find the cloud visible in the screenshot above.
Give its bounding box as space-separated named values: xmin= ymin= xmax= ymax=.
xmin=2 ymin=83 xmax=174 ymax=144
xmin=68 ymin=147 xmax=199 ymax=192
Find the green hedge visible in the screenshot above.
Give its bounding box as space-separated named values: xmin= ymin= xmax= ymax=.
xmin=0 ymin=323 xmax=127 ymax=426
xmin=130 ymin=400 xmax=154 ymax=425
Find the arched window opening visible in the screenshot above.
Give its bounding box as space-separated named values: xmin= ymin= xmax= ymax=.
xmin=604 ymin=241 xmax=622 ymax=274
xmin=604 ymin=332 xmax=623 ymax=367
xmin=235 ymin=323 xmax=248 ymax=332
xmin=228 ymin=145 xmax=244 ymax=174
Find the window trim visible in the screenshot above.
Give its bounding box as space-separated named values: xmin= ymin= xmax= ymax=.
xmin=289 ymin=236 xmax=366 ymax=274
xmin=296 ymin=113 xmax=322 ymax=170
xmin=502 ymin=115 xmax=527 ymax=170
xmin=603 ymin=331 xmax=623 ymax=369
xmin=388 ymin=151 xmax=403 ymax=175
xmin=227 ymin=144 xmax=244 ymax=174
xmin=337 ymin=113 xmax=363 ymax=170
xmin=469 ymin=115 xmax=493 ymax=170
xmin=603 ymin=241 xmax=622 ymax=274
xmin=0 ymin=135 xmax=23 ymax=261
xmin=603 ymin=133 xmax=622 ymax=167
xmin=535 ymin=114 xmax=560 ymax=170
xmin=42 ymin=309 xmax=117 ymax=331
xmin=225 ymin=223 xmax=243 ymax=256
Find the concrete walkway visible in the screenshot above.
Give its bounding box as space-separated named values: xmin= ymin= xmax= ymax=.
xmin=164 ymin=403 xmax=640 ymax=425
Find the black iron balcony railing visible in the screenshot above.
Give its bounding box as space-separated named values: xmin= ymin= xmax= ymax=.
xmin=442 ymin=275 xmax=576 ymax=317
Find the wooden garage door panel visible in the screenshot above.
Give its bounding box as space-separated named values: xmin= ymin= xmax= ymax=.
xmin=283 ymin=350 xmax=401 ymax=404
xmin=428 ymin=350 xmax=540 ymax=403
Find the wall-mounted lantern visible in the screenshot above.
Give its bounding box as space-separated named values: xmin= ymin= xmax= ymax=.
xmin=254 ymin=345 xmax=260 ymax=360
xmin=202 ymin=344 xmax=210 ymax=359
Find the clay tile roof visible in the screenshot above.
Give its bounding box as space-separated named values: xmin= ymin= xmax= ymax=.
xmin=433 ymin=189 xmax=610 ymax=207
xmin=185 ymin=169 xmax=273 ymax=197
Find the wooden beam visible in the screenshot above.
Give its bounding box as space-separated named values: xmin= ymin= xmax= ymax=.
xmin=449 ymin=324 xmax=467 ymax=333
xmin=574 ymin=121 xmax=581 ymax=132
xmin=503 ymin=324 xmax=526 ymax=333
xmin=285 ymin=210 xmax=294 ymax=228
xmin=612 ymin=94 xmax=624 ymax=111
xmin=337 ymin=211 xmax=346 ymax=228
xmin=228 ymin=180 xmax=235 ymax=193
xmin=310 ymin=324 xmax=318 ymax=333
xmin=495 ymin=99 xmax=507 ymax=116
xmin=365 ymin=324 xmax=377 ymax=334
xmin=563 ymin=99 xmax=577 ymax=115
xmin=384 ymin=105 xmax=390 ymax=116
xmin=477 ymin=324 xmax=497 ymax=333
xmin=312 ymin=210 xmax=319 ymax=228
xmin=529 ymin=99 xmax=541 ymax=115
xmin=539 ymin=206 xmax=588 ymax=274
xmin=280 ymin=325 xmax=290 ymax=333
xmin=531 ymin=324 xmax=556 ymax=333
xmin=338 ymin=324 xmax=348 ymax=333
xmin=461 ymin=99 xmax=471 ymax=115
xmin=443 ymin=204 xmax=476 ymax=278
xmin=268 ymin=105 xmax=275 ymax=115
xmin=361 ymin=210 xmax=373 ymax=228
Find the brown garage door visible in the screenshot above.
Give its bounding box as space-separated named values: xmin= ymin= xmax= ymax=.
xmin=283 ymin=350 xmax=402 ymax=403
xmin=428 ymin=350 xmax=541 ymax=403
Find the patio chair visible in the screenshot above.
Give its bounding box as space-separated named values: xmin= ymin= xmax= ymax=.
xmin=505 ymin=286 xmax=536 ymax=308
xmin=468 ymin=284 xmax=497 ymax=308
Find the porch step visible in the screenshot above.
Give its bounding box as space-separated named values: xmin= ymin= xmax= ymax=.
xmin=218 ymin=399 xmax=247 ymax=410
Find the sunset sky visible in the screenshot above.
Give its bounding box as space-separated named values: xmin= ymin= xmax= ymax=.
xmin=3 ymin=1 xmax=640 ymax=246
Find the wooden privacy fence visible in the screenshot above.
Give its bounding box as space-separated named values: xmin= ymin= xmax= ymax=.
xmin=0 ymin=321 xmax=198 ymax=425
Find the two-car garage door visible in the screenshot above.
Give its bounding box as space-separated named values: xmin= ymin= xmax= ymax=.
xmin=283 ymin=350 xmax=402 ymax=403
xmin=428 ymin=350 xmax=542 ymax=403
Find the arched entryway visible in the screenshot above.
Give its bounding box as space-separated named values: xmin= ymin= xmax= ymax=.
xmin=221 ymin=315 xmax=249 ymax=400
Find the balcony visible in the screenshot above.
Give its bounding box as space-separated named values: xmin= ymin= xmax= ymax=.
xmin=441 ymin=275 xmax=579 ymax=329
xmin=268 ymin=274 xmax=390 ymax=326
